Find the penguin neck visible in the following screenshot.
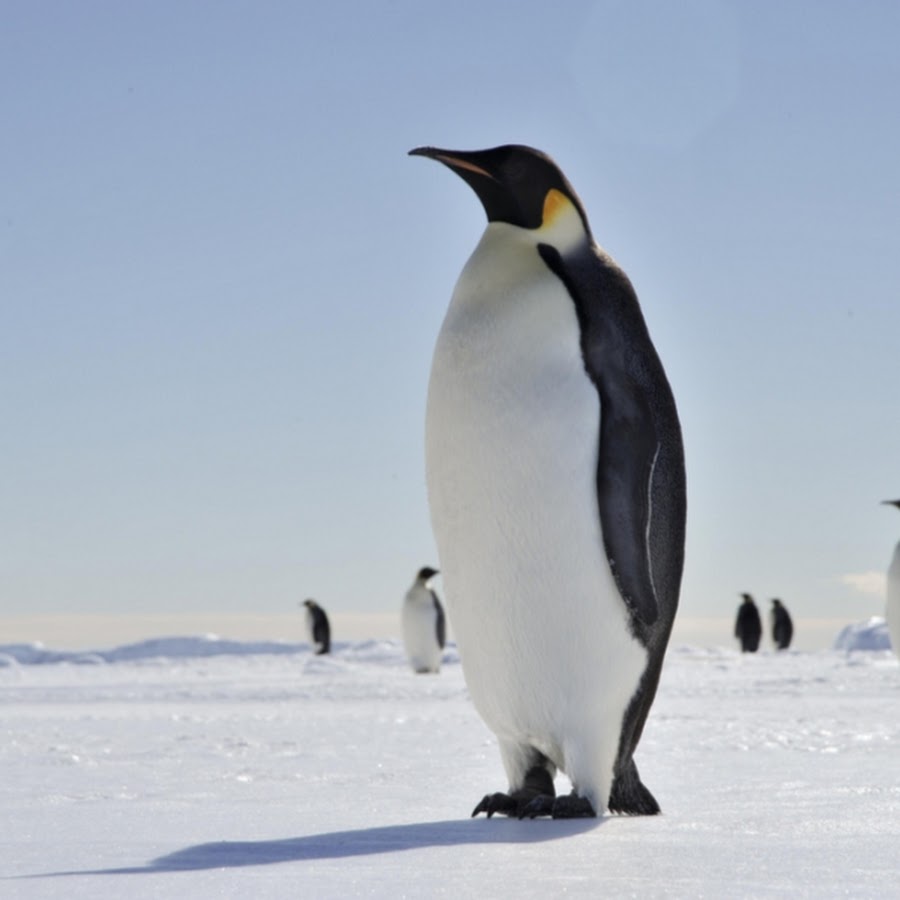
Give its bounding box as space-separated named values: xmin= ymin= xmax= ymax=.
xmin=535 ymin=193 xmax=591 ymax=256
xmin=460 ymin=214 xmax=588 ymax=290
xmin=407 ymin=583 xmax=433 ymax=606
xmin=482 ymin=198 xmax=590 ymax=258
xmin=454 ymin=224 xmax=546 ymax=301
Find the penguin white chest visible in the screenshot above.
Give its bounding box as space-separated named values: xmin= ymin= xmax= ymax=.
xmin=425 ymin=224 xmax=647 ymax=778
xmin=402 ymin=588 xmax=442 ymax=673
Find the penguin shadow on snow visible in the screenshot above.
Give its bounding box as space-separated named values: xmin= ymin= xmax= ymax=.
xmin=22 ymin=818 xmax=602 ymax=878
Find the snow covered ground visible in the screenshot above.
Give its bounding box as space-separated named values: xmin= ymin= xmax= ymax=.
xmin=1 ymin=633 xmax=897 ymax=898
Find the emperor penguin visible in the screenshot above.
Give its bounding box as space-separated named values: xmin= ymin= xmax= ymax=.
xmin=302 ymin=599 xmax=330 ymax=655
xmin=402 ymin=566 xmax=447 ymax=673
xmin=411 ymin=144 xmax=686 ymax=819
xmin=882 ymin=500 xmax=900 ymax=656
xmin=770 ymin=599 xmax=793 ymax=650
xmin=735 ymin=593 xmax=762 ymax=653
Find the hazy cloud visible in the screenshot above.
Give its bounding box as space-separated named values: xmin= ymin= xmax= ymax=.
xmin=840 ymin=571 xmax=887 ymax=596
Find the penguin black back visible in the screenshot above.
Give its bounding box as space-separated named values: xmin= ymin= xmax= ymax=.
xmin=303 ymin=599 xmax=331 ymax=655
xmin=770 ymin=599 xmax=793 ymax=650
xmin=735 ymin=594 xmax=762 ymax=653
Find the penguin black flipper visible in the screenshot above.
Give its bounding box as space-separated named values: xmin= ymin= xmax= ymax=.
xmin=313 ymin=611 xmax=330 ymax=655
xmin=539 ymin=239 xmax=685 ymax=815
xmin=432 ymin=592 xmax=447 ymax=649
xmin=538 ymin=242 xmax=686 ymax=634
xmin=313 ymin=617 xmax=328 ymax=652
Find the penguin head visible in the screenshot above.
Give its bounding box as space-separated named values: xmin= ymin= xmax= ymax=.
xmin=771 ymin=598 xmax=782 ymax=608
xmin=416 ymin=566 xmax=439 ymax=583
xmin=410 ymin=144 xmax=590 ymax=248
xmin=740 ymin=593 xmax=754 ymax=604
xmin=302 ymin=599 xmax=317 ymax=610
xmin=881 ymin=499 xmax=900 ymax=510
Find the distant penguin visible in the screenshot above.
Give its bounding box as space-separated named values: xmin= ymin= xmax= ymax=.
xmin=735 ymin=593 xmax=762 ymax=653
xmin=402 ymin=566 xmax=446 ymax=674
xmin=302 ymin=599 xmax=330 ymax=655
xmin=412 ymin=144 xmax=686 ymax=818
xmin=882 ymin=499 xmax=900 ymax=655
xmin=770 ymin=599 xmax=793 ymax=650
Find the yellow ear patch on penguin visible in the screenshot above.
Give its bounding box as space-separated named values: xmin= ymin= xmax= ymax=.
xmin=542 ymin=189 xmax=570 ymax=226
xmin=538 ymin=188 xmax=585 ymax=252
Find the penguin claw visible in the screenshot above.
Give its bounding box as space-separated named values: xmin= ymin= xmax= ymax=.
xmin=471 ymin=792 xmax=519 ymax=818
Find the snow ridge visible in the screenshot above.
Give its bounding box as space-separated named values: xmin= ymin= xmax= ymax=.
xmin=0 ymin=636 xmax=460 ymax=667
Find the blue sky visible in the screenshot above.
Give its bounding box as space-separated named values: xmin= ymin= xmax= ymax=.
xmin=3 ymin=1 xmax=899 ymax=632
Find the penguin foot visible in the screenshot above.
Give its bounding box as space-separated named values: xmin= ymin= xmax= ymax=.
xmin=472 ymin=765 xmax=557 ymax=818
xmin=609 ymin=759 xmax=660 ymax=815
xmin=471 ymin=792 xmax=524 ymax=818
xmin=472 ymin=791 xmax=596 ymax=819
xmin=518 ymin=793 xmax=556 ymax=818
xmin=471 ymin=790 xmax=561 ymax=819
xmin=518 ymin=792 xmax=596 ymax=819
xmin=549 ymin=794 xmax=597 ymax=819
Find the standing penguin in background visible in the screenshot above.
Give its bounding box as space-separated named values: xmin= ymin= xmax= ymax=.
xmin=882 ymin=500 xmax=900 ymax=656
xmin=302 ymin=599 xmax=330 ymax=655
xmin=402 ymin=566 xmax=446 ymax=673
xmin=770 ymin=599 xmax=793 ymax=650
xmin=412 ymin=144 xmax=686 ymax=819
xmin=735 ymin=593 xmax=762 ymax=653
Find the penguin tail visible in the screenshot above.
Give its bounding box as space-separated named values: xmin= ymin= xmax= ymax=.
xmin=608 ymin=759 xmax=661 ymax=816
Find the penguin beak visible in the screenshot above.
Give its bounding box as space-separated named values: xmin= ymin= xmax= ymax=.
xmin=409 ymin=147 xmax=496 ymax=181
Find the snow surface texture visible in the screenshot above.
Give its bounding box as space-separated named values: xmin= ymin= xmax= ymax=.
xmin=2 ymin=632 xmax=897 ymax=899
